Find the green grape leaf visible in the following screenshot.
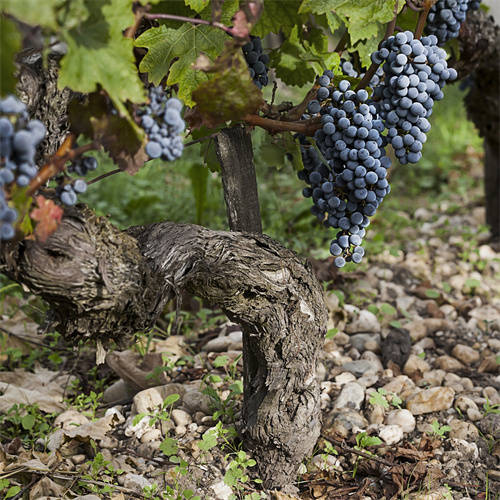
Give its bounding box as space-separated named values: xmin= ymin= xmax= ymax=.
xmin=135 ymin=24 xmax=229 ymax=106
xmin=299 ymin=0 xmax=350 ymax=15
xmin=57 ymin=0 xmax=90 ymax=30
xmin=188 ymin=42 xmax=263 ymax=128
xmin=252 ymin=0 xmax=303 ymax=37
xmin=272 ymin=25 xmax=340 ymax=87
xmin=0 ymin=16 xmax=22 ymax=96
xmin=185 ymin=0 xmax=209 ymax=13
xmin=302 ymin=0 xmax=402 ymax=67
xmin=1 ymin=0 xmax=63 ymax=30
xmin=258 ymin=132 xmax=302 ymax=172
xmin=58 ymin=0 xmax=145 ymax=117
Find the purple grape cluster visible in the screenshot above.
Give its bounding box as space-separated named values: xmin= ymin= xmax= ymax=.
xmin=55 ymin=156 xmax=98 ymax=206
xmin=242 ymin=36 xmax=269 ymax=89
xmin=138 ymin=86 xmax=185 ymax=162
xmin=425 ymin=0 xmax=482 ymax=45
xmin=0 ymin=95 xmax=46 ymax=240
xmin=371 ymin=31 xmax=457 ymax=164
xmin=298 ymin=72 xmax=392 ymax=267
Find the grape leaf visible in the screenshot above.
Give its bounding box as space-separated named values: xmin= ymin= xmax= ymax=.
xmin=135 ymin=24 xmax=229 ymax=107
xmin=272 ymin=25 xmax=340 ymax=87
xmin=300 ymin=0 xmax=401 ymax=67
xmin=0 ymin=16 xmax=21 ymax=96
xmin=299 ymin=0 xmax=350 ymax=15
xmin=30 ymin=196 xmax=63 ymax=243
xmin=184 ymin=0 xmax=209 ymax=13
xmin=1 ymin=0 xmax=63 ymax=30
xmin=252 ymin=0 xmax=303 ymax=37
xmin=258 ymin=133 xmax=303 ymax=171
xmin=188 ymin=41 xmax=263 ymax=128
xmin=58 ymin=0 xmax=145 ymax=116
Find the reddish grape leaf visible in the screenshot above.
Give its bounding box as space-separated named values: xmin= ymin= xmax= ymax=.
xmin=30 ymin=196 xmax=63 ymax=243
xmin=68 ymin=93 xmax=147 ymax=174
xmin=187 ymin=40 xmax=264 ymax=130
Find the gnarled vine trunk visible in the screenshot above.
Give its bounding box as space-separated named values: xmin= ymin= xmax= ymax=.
xmin=1 ymin=43 xmax=328 ymax=490
xmin=0 ymin=207 xmax=326 ymax=489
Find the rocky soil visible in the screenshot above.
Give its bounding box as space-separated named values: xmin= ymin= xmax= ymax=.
xmin=0 ymin=186 xmax=499 ymax=499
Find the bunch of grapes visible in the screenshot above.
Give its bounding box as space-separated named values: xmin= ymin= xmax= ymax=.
xmin=371 ymin=31 xmax=457 ymax=165
xmin=425 ymin=0 xmax=482 ymax=45
xmin=242 ymin=36 xmax=269 ymax=89
xmin=0 ymin=95 xmax=46 ymax=240
xmin=138 ymin=86 xmax=185 ymax=162
xmin=298 ymin=72 xmax=392 ymax=267
xmin=54 ymin=155 xmax=98 ymax=206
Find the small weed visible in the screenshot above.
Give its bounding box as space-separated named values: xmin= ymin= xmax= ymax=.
xmin=326 ymin=327 xmax=338 ymax=340
xmin=68 ymin=390 xmax=103 ymax=421
xmin=224 ymin=450 xmax=265 ymax=500
xmin=428 ymin=420 xmax=450 ymax=439
xmin=353 ymin=432 xmax=382 ymax=478
xmin=0 ymin=478 xmax=21 ymax=498
xmin=0 ymin=403 xmax=55 ymax=447
xmin=203 ymin=355 xmax=243 ymax=423
xmin=483 ymin=397 xmax=500 ymax=416
xmin=77 ymin=441 xmax=124 ymax=495
xmin=443 ymin=484 xmax=453 ymax=500
xmin=369 ymin=388 xmax=402 ymax=410
xmin=133 ymin=393 xmax=180 ymax=427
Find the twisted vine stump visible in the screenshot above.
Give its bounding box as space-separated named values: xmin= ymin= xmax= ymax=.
xmin=0 ymin=207 xmax=327 ymax=490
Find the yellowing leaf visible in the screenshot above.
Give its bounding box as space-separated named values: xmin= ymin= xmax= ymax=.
xmin=189 ymin=41 xmax=263 ymax=128
xmin=58 ymin=0 xmax=145 ymax=115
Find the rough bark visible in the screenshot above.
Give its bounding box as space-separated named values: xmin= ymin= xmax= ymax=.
xmin=0 ymin=210 xmax=327 ymax=489
xmin=457 ymin=11 xmax=500 ymax=238
xmin=215 ymin=126 xmax=262 ymax=233
xmin=16 ymin=48 xmax=74 ymax=161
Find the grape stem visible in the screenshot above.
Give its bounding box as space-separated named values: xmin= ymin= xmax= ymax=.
xmin=144 ymin=13 xmax=234 ymax=36
xmin=334 ymin=30 xmax=349 ymax=54
xmin=87 ymin=134 xmax=219 ymax=186
xmin=414 ymin=4 xmax=431 ymax=39
xmin=243 ymin=114 xmax=321 ymax=135
xmin=86 ymin=168 xmax=121 ymax=186
xmin=355 ymin=0 xmax=399 ymax=91
xmin=26 ymin=138 xmax=98 ymax=197
xmin=405 ymin=0 xmax=424 ymax=11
